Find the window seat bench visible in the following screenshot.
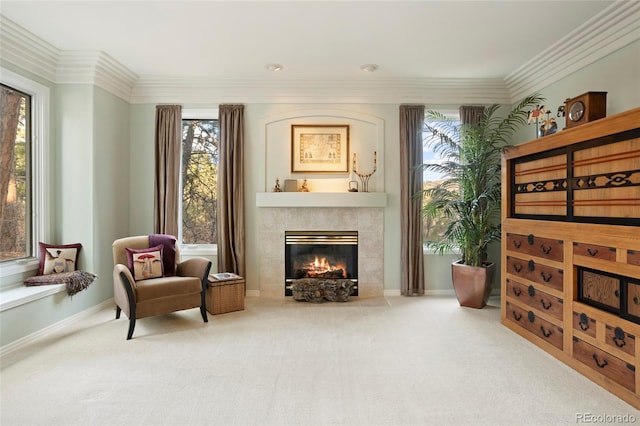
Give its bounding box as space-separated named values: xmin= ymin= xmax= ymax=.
xmin=0 ymin=283 xmax=66 ymax=312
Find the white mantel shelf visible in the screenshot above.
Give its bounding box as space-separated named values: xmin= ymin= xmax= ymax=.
xmin=256 ymin=192 xmax=387 ymax=208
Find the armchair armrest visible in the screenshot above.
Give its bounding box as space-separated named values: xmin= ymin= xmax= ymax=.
xmin=113 ymin=264 xmax=136 ymax=318
xmin=177 ymin=257 xmax=211 ymax=280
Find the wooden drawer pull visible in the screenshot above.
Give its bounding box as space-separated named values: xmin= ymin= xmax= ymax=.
xmin=579 ymin=313 xmax=590 ymax=331
xmin=513 ymin=264 xmax=522 ymax=273
xmin=512 ymin=311 xmax=522 ymax=321
xmin=512 ymin=287 xmax=521 ymax=297
xmin=540 ymin=244 xmax=552 ymax=255
xmin=587 ymin=247 xmax=599 ymax=257
xmin=592 ymin=354 xmax=608 ymax=369
xmin=540 ymin=299 xmax=552 ymax=310
xmin=512 ymin=240 xmax=522 ymax=249
xmin=541 ymin=271 xmax=553 ymax=283
xmin=540 ymin=326 xmax=552 ymax=338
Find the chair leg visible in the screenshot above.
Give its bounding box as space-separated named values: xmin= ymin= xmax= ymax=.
xmin=115 ymin=306 xmax=121 ymax=319
xmin=126 ymin=317 xmax=136 ymax=340
xmin=200 ymin=305 xmax=208 ymax=323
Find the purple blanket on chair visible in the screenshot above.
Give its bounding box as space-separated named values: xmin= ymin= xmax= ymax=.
xmin=149 ymin=234 xmax=177 ymax=276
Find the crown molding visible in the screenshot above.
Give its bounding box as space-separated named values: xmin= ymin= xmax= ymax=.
xmin=129 ymin=77 xmax=512 ymax=105
xmin=506 ymin=0 xmax=640 ymax=100
xmin=0 ymin=15 xmax=59 ymax=82
xmin=57 ymin=51 xmax=137 ymax=101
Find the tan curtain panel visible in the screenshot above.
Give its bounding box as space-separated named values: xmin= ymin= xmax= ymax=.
xmin=399 ymin=104 xmax=425 ymax=296
xmin=459 ymin=105 xmax=484 ymax=125
xmin=154 ymin=105 xmax=182 ymax=236
xmin=217 ymin=104 xmax=245 ymax=276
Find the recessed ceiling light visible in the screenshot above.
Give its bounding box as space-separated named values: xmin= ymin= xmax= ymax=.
xmin=265 ymin=63 xmax=283 ymax=72
xmin=360 ymin=64 xmax=379 ymax=72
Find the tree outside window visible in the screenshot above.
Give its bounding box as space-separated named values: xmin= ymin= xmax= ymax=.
xmin=180 ymin=119 xmax=219 ymax=245
xmin=422 ymin=116 xmax=460 ymax=245
xmin=0 ymin=84 xmax=30 ymax=261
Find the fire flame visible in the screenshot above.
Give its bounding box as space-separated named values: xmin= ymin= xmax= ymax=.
xmin=304 ymin=256 xmax=346 ymax=277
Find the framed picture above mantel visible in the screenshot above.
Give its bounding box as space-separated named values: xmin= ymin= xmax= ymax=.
xmin=291 ymin=124 xmax=349 ymax=173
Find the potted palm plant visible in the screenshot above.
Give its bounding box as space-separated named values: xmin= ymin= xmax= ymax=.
xmin=421 ymin=94 xmax=545 ymax=308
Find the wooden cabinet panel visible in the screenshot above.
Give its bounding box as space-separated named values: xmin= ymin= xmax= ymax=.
xmin=573 ymin=337 xmax=635 ymax=392
xmin=605 ymin=325 xmax=636 ymax=357
xmin=572 ymin=138 xmax=640 ymax=219
xmin=506 ymin=301 xmax=563 ymax=350
xmin=506 ymin=256 xmax=563 ymax=292
xmin=572 ymin=311 xmax=597 ymax=338
xmin=506 ymin=279 xmax=563 ymax=321
xmin=507 ymin=233 xmax=563 ymax=262
xmin=626 ymin=282 xmax=640 ymax=319
xmin=628 ymin=250 xmax=640 ymax=267
xmin=513 ymin=153 xmax=567 ymax=216
xmin=579 ymin=269 xmax=621 ymax=312
xmin=573 ymin=242 xmax=616 ymax=262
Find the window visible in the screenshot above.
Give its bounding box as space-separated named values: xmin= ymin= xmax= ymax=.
xmin=180 ymin=115 xmax=219 ymax=246
xmin=422 ymin=113 xmax=460 ymax=245
xmin=0 ymin=68 xmax=49 ymax=275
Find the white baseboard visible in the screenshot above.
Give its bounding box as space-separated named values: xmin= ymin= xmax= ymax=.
xmin=0 ymin=298 xmax=114 ymax=358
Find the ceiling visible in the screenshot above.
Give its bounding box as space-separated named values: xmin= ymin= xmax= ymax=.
xmin=1 ymin=0 xmax=616 ymax=84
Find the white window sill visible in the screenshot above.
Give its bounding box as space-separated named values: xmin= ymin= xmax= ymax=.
xmin=0 ymin=258 xmax=39 ymax=278
xmin=0 ymin=283 xmax=66 ymax=312
xmin=179 ymin=244 xmax=217 ymax=257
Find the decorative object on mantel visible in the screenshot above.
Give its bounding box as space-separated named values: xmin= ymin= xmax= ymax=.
xmin=348 ymin=181 xmax=358 ymax=192
xmin=353 ymin=151 xmax=377 ymax=192
xmin=527 ymin=104 xmax=550 ymax=138
xmin=24 ymin=271 xmax=97 ymax=296
xmin=298 ymin=178 xmax=310 ymax=192
xmin=291 ymin=278 xmax=355 ymax=303
xmin=284 ymin=179 xmax=297 ymax=192
xmin=272 ymin=178 xmax=282 ymax=192
xmin=291 ymin=124 xmax=349 ymax=173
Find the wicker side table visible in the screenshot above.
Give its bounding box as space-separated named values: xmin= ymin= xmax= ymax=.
xmin=206 ymin=273 xmax=245 ymax=315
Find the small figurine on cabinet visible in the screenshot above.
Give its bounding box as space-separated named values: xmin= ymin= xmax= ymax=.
xmin=299 ymin=179 xmax=310 ymax=192
xmin=272 ymin=178 xmax=282 ymax=192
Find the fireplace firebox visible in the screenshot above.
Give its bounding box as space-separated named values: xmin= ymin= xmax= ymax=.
xmin=285 ymin=231 xmax=358 ymax=296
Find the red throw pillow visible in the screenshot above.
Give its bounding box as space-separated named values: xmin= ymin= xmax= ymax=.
xmin=126 ymin=245 xmax=164 ymax=281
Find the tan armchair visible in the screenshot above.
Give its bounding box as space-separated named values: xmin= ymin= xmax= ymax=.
xmin=112 ymin=235 xmax=212 ymax=339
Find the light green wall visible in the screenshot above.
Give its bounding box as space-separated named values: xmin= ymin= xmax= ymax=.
xmin=0 ymin=75 xmax=130 ymax=347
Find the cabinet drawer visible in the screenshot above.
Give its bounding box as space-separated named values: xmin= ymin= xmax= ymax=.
xmin=573 ymin=311 xmax=597 ymax=338
xmin=605 ymin=325 xmax=636 ymax=357
xmin=628 ymin=250 xmax=640 ymax=267
xmin=506 ymin=279 xmax=563 ymax=321
xmin=506 ymin=233 xmax=563 ymax=262
xmin=573 ymin=337 xmax=635 ymax=392
xmin=625 ymin=281 xmax=640 ymax=322
xmin=578 ymin=268 xmax=621 ymax=313
xmin=573 ymin=242 xmax=616 ymax=261
xmin=506 ymin=256 xmax=563 ymax=292
xmin=505 ymin=301 xmax=563 ymax=350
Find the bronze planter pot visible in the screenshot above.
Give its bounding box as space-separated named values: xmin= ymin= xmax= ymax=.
xmin=451 ymin=260 xmax=495 ymax=309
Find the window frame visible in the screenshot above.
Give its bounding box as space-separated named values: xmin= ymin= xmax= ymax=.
xmin=179 ymin=108 xmax=218 ymax=256
xmin=0 ymin=67 xmax=50 ymax=279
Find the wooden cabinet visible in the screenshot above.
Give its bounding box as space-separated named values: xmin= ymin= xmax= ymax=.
xmin=501 ymin=107 xmax=640 ymax=409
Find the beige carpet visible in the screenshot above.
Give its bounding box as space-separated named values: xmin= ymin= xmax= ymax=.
xmin=1 ymin=296 xmax=638 ymax=425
